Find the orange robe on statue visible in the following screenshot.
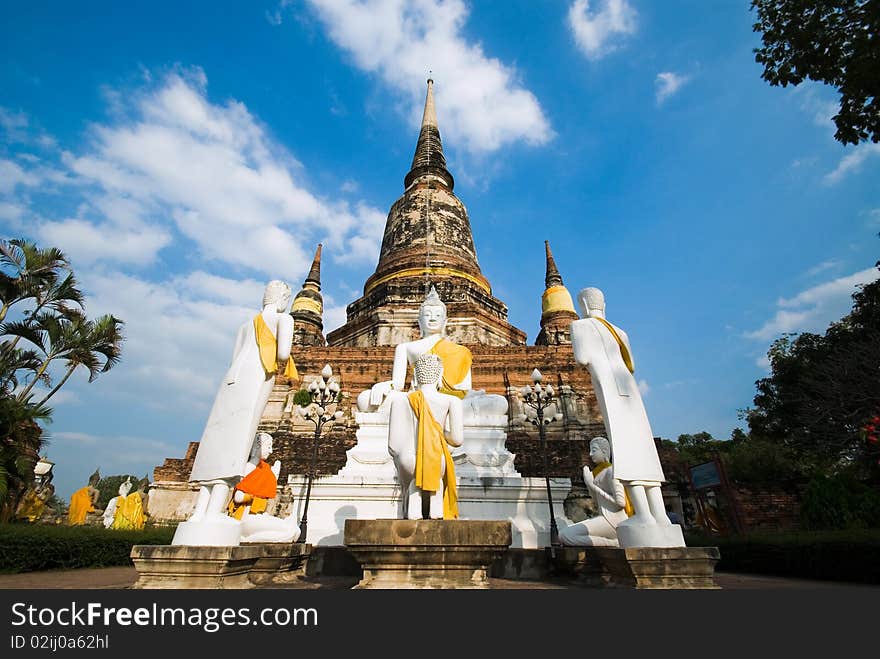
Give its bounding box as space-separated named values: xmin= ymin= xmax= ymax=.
xmin=68 ymin=487 xmax=95 ymax=525
xmin=227 ymin=460 xmax=278 ymax=520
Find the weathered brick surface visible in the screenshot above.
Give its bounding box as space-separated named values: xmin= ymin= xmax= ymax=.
xmin=731 ymin=484 xmax=802 ymax=532
xmin=153 ymin=442 xmax=199 ymax=482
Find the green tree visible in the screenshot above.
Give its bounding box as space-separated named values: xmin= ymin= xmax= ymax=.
xmin=751 ymin=0 xmax=880 ymax=145
xmin=0 ymin=238 xmax=125 ymax=518
xmin=745 ymin=260 xmax=880 ymax=480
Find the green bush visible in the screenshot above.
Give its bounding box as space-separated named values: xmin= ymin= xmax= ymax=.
xmin=686 ymin=528 xmax=880 ymax=584
xmin=292 ymin=389 xmax=312 ymax=406
xmin=800 ymin=474 xmax=880 ymax=530
xmin=0 ymin=523 xmax=174 ymax=574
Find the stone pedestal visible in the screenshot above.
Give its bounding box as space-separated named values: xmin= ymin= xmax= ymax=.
xmin=553 ymin=546 xmax=720 ymax=589
xmin=130 ymin=543 xmax=310 ymax=589
xmin=286 ymin=474 xmax=569 ymax=548
xmin=616 ymin=521 xmax=686 ymax=549
xmin=344 ymin=519 xmax=511 ymax=589
xmin=290 ymin=410 xmax=569 ymax=549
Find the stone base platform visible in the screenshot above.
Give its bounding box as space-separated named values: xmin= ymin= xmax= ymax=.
xmin=130 ymin=543 xmax=311 ymax=589
xmin=286 ymin=474 xmax=570 ymax=549
xmin=344 ymin=519 xmax=512 ymax=589
xmin=553 ymin=546 xmax=721 ymax=589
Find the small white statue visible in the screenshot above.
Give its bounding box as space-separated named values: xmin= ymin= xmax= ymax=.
xmin=570 ymin=287 xmax=684 ymax=547
xmin=357 ymin=286 xmax=506 ymax=419
xmin=388 ymin=353 xmax=464 ymax=519
xmin=102 ymin=478 xmax=132 ymax=529
xmin=187 ymin=280 xmax=296 ymax=522
xmin=230 ymin=432 xmax=300 ymax=543
xmin=559 ymin=437 xmax=628 ymax=547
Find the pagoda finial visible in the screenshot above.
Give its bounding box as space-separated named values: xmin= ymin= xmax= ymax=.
xmin=305 ymin=243 xmax=322 ymax=290
xmin=404 ymin=78 xmax=454 ymax=190
xmin=544 ymin=240 xmax=564 ymax=288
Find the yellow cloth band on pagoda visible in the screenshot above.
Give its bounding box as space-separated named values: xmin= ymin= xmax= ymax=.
xmin=594 ymin=317 xmax=634 ymax=374
xmin=408 ymin=390 xmax=458 ymax=519
xmin=291 ymin=295 xmax=322 ymax=315
xmin=429 ymin=338 xmax=472 ymax=393
xmin=542 ymin=285 xmax=576 ymax=314
xmin=364 ymin=267 xmax=491 ymax=295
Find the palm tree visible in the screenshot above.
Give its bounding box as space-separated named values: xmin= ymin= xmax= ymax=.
xmin=0 ymin=239 xmax=73 ymax=323
xmin=6 ymin=309 xmax=90 ymax=400
xmin=35 ymin=314 xmax=125 ymax=406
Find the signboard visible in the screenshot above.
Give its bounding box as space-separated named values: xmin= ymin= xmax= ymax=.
xmin=689 ymin=460 xmax=721 ymax=490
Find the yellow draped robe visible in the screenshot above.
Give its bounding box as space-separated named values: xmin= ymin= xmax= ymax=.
xmin=593 ymin=317 xmax=635 ymax=374
xmin=112 ymin=492 xmax=145 ymax=530
xmin=67 ymin=487 xmax=96 ymax=525
xmin=408 ymin=390 xmax=458 ymax=519
xmin=428 ymin=338 xmax=472 ymax=399
xmin=254 ymin=314 xmax=298 ymax=380
xmin=15 ymin=489 xmax=46 ymax=523
xmin=591 ymin=461 xmax=634 ymax=516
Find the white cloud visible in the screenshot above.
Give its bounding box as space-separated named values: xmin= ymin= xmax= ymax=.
xmin=52 ymin=431 xmax=99 ymax=444
xmin=655 ymin=72 xmax=690 ymax=105
xmin=302 ymin=0 xmax=552 ymax=153
xmin=746 ymin=267 xmax=880 ymax=342
xmin=804 ymin=260 xmax=840 ymax=277
xmin=868 ymin=209 xmax=880 ymax=228
xmin=824 ymin=143 xmax=880 ymax=185
xmin=568 ymin=0 xmax=637 ymax=60
xmin=7 ymin=69 xmax=384 ymax=272
xmin=0 ymin=107 xmax=29 ymax=141
xmin=637 ymin=379 xmax=650 ymax=395
xmin=0 ymin=158 xmax=41 ymax=193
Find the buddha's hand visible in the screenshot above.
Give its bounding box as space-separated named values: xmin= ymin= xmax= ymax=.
xmin=583 ymin=468 xmax=594 ymax=487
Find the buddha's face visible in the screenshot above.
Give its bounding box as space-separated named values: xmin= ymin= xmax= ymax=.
xmin=589 ymin=440 xmax=610 ymax=465
xmin=418 ymin=303 xmax=446 ymax=336
xmin=259 ymin=434 xmax=273 ymax=459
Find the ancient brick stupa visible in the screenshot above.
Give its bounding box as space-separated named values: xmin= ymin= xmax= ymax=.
xmin=148 ymin=80 xmax=607 ymax=534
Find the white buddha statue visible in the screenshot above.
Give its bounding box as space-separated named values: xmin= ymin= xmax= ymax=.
xmin=356 ymin=286 xmax=507 ymax=420
xmin=559 ymin=437 xmax=629 ymax=547
xmin=570 ymin=287 xmax=684 ymax=548
xmin=173 ymin=279 xmax=296 ymax=546
xmin=388 ymin=353 xmax=464 ymax=519
xmin=103 ymin=478 xmax=132 ymax=529
xmin=230 ymin=432 xmax=300 ymax=543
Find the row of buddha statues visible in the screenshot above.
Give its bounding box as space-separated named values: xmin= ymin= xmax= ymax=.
xmin=167 ymin=280 xmax=683 ymax=549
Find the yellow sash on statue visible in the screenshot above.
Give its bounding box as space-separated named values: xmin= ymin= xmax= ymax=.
xmin=428 ymin=338 xmax=472 ymax=398
xmin=67 ymin=487 xmax=94 ymax=525
xmin=112 ymin=492 xmax=145 ymax=530
xmin=408 ymin=391 xmax=458 ymax=519
xmin=254 ymin=314 xmax=298 ymax=380
xmin=592 ymin=462 xmax=634 ymax=516
xmin=593 ymin=318 xmax=634 ymax=374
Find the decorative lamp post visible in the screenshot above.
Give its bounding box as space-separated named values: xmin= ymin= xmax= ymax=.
xmin=517 ymin=368 xmax=564 ymax=554
xmin=295 ymin=364 xmax=344 ymax=543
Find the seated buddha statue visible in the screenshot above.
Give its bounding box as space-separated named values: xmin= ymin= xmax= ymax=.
xmin=356 ymin=286 xmax=507 ymax=420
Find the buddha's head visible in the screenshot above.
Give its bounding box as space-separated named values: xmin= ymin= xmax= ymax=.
xmin=118 ymin=477 xmax=132 ymax=497
xmin=589 ymin=436 xmax=611 ymax=465
xmin=577 ymin=287 xmax=605 ymax=318
xmin=263 ymin=280 xmax=292 ymax=311
xmin=414 ymin=353 xmax=443 ymax=388
xmin=88 ymin=468 xmax=100 ymax=488
xmin=418 ymin=285 xmax=447 ymax=337
xmin=252 ymin=432 xmax=273 ymax=461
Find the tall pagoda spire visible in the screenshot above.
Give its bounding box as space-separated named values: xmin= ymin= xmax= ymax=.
xmin=536 ymin=240 xmax=578 ymax=346
xmin=326 ymin=78 xmax=526 ymax=348
xmin=291 ymin=243 xmax=326 ymax=347
xmin=404 ymin=78 xmax=454 ymax=191
xmin=544 ymin=240 xmax=564 ymax=288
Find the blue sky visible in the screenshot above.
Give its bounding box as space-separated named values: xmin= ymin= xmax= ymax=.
xmin=2 ymin=0 xmax=877 ymax=501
